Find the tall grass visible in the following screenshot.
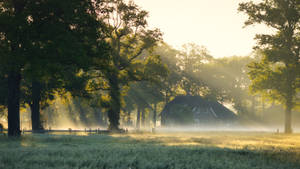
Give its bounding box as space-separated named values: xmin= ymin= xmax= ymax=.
xmin=0 ymin=132 xmax=300 ymax=169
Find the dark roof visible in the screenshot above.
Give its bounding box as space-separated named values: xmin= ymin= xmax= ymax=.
xmin=161 ymin=95 xmax=237 ymax=124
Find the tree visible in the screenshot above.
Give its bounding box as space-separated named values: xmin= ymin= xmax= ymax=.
xmin=200 ymin=56 xmax=254 ymax=115
xmin=153 ymin=44 xmax=182 ymax=125
xmin=21 ymin=67 xmax=94 ymax=131
xmin=0 ymin=71 xmax=7 ymax=120
xmin=0 ymin=0 xmax=107 ymax=136
xmin=177 ymin=43 xmax=212 ymax=96
xmin=26 ymin=0 xmax=108 ymax=132
xmin=0 ymin=0 xmax=28 ymax=136
xmin=239 ymin=0 xmax=300 ymax=133
xmin=97 ymin=0 xmax=162 ymax=131
xmin=125 ymin=79 xmax=165 ymax=129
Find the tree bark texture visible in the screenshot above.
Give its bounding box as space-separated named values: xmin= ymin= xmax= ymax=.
xmin=284 ymin=97 xmax=293 ymax=134
xmin=8 ymin=70 xmax=21 ymax=136
xmin=107 ymin=72 xmax=121 ymax=131
xmin=30 ymin=80 xmax=43 ymax=131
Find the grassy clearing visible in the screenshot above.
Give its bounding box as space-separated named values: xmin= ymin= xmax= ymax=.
xmin=0 ymin=132 xmax=300 ymax=169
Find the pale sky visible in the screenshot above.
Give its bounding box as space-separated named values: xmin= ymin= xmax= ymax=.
xmin=135 ymin=0 xmax=273 ymax=58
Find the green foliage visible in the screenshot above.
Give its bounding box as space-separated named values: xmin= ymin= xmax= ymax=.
xmin=89 ymin=0 xmax=165 ymax=130
xmin=239 ymin=0 xmax=300 ymax=133
xmin=155 ymin=43 xmax=255 ymax=116
xmin=200 ymin=56 xmax=254 ymax=114
xmin=2 ymin=0 xmax=291 ymax=131
xmin=153 ymin=44 xmax=182 ymax=103
xmin=0 ymin=0 xmax=109 ymax=134
xmin=154 ymin=43 xmax=254 ymax=116
xmin=239 ymin=0 xmax=300 ymax=109
xmin=177 ymin=43 xmax=212 ymax=96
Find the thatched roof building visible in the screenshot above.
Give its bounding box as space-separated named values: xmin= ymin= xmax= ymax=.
xmin=161 ymin=95 xmax=237 ymax=126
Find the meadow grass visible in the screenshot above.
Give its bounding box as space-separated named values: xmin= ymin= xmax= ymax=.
xmin=0 ymin=131 xmax=300 ymax=169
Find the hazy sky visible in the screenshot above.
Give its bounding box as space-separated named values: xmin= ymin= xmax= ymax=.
xmin=135 ymin=0 xmax=272 ymax=58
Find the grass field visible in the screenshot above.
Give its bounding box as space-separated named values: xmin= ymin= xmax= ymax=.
xmin=0 ymin=131 xmax=300 ymax=169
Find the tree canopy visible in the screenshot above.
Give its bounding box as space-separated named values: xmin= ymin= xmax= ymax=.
xmin=1 ymin=0 xmax=298 ymax=135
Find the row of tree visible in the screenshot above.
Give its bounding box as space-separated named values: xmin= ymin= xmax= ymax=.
xmin=0 ymin=0 xmax=299 ymax=136
xmin=36 ymin=42 xmax=294 ymax=130
xmin=0 ymin=0 xmax=167 ymax=136
xmin=120 ymin=0 xmax=300 ymax=134
xmin=24 ymin=43 xmax=265 ymax=130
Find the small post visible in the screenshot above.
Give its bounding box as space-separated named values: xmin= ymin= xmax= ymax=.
xmin=68 ymin=128 xmax=72 ymax=133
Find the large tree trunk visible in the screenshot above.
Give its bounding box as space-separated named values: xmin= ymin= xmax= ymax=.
xmin=161 ymin=90 xmax=169 ymax=126
xmin=284 ymin=97 xmax=293 ymax=134
xmin=107 ymin=72 xmax=121 ymax=131
xmin=7 ymin=70 xmax=21 ymax=137
xmin=136 ymin=106 xmax=141 ymax=129
xmin=7 ymin=0 xmax=25 ymax=137
xmin=153 ymin=103 xmax=157 ymax=128
xmin=284 ymin=72 xmax=295 ymax=134
xmin=30 ymin=80 xmax=43 ymax=131
xmin=284 ymin=108 xmax=292 ymax=134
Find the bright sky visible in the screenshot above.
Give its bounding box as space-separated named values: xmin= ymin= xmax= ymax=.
xmin=135 ymin=0 xmax=273 ymax=58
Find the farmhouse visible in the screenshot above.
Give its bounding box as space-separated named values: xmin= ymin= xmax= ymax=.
xmin=161 ymin=95 xmax=237 ymax=126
